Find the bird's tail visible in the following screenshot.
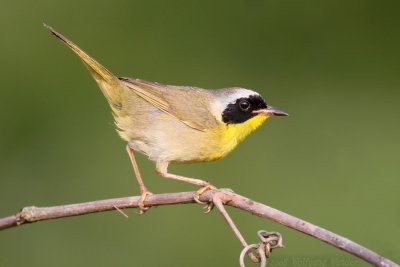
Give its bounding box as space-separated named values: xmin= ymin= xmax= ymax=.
xmin=44 ymin=24 xmax=126 ymax=116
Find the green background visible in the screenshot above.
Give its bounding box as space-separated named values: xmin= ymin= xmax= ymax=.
xmin=0 ymin=1 xmax=399 ymax=266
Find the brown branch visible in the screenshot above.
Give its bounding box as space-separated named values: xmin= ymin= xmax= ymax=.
xmin=0 ymin=189 xmax=397 ymax=267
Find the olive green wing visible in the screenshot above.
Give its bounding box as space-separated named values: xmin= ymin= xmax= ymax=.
xmin=119 ymin=77 xmax=219 ymax=131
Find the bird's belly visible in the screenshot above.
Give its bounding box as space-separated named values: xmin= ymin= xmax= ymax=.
xmin=127 ymin=124 xmax=231 ymax=163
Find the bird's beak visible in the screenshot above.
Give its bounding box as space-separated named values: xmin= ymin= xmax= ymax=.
xmin=253 ymin=106 xmax=289 ymax=116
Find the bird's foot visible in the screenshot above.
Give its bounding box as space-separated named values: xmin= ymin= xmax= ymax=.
xmin=194 ymin=184 xmax=217 ymax=213
xmin=194 ymin=184 xmax=216 ymax=203
xmin=138 ymin=191 xmax=153 ymax=215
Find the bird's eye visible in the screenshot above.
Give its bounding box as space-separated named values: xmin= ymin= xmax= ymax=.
xmin=239 ymin=100 xmax=250 ymax=111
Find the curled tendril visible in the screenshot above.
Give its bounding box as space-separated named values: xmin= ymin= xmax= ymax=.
xmin=240 ymin=244 xmax=267 ymax=267
xmin=239 ymin=231 xmax=284 ymax=267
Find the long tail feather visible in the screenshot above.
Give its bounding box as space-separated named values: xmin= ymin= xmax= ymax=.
xmin=44 ymin=24 xmax=126 ymax=115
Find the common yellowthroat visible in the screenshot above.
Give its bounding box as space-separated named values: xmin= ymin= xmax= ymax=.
xmin=45 ymin=25 xmax=288 ymax=213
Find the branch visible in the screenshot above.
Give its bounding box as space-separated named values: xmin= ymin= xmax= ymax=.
xmin=0 ymin=190 xmax=397 ymax=267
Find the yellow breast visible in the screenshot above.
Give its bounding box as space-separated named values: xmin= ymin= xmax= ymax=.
xmin=206 ymin=114 xmax=269 ymax=161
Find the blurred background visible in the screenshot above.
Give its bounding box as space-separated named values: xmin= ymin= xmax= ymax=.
xmin=0 ymin=1 xmax=399 ymax=266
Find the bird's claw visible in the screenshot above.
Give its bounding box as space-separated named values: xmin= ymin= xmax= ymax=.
xmin=138 ymin=191 xmax=153 ymax=215
xmin=202 ymin=202 xmax=215 ymax=213
xmin=194 ymin=184 xmax=216 ymax=203
xmin=194 ymin=184 xmax=216 ymax=213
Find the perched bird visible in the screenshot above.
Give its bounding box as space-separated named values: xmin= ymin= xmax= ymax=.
xmin=45 ymin=25 xmax=288 ymax=213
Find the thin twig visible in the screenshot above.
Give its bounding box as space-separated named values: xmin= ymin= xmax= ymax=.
xmin=113 ymin=205 xmax=129 ymax=218
xmin=0 ymin=190 xmax=398 ymax=267
xmin=213 ymin=192 xmax=248 ymax=247
xmin=212 ymin=192 xmax=259 ymax=263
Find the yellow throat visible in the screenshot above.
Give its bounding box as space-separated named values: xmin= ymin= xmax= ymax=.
xmin=209 ymin=114 xmax=269 ymax=160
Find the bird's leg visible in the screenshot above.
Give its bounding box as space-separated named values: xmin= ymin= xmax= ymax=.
xmin=156 ymin=161 xmax=216 ymax=208
xmin=126 ymin=144 xmax=152 ymax=214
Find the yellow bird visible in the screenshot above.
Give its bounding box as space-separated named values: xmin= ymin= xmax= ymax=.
xmin=45 ymin=25 xmax=288 ymax=213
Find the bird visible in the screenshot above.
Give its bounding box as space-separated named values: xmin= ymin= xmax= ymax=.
xmin=45 ymin=25 xmax=288 ymax=213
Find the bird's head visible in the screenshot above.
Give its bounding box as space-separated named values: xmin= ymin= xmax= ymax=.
xmin=215 ymin=88 xmax=288 ymax=125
